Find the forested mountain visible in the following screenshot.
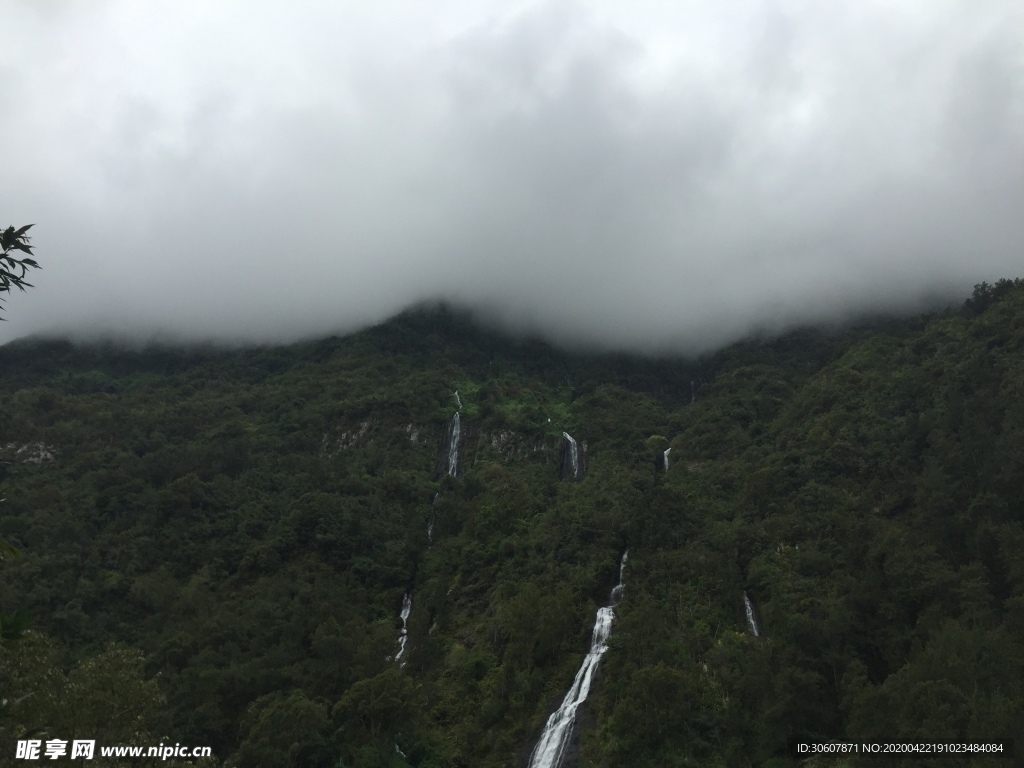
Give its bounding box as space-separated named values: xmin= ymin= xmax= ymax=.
xmin=2 ymin=283 xmax=1023 ymax=767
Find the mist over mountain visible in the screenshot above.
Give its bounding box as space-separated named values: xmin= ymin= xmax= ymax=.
xmin=2 ymin=0 xmax=1022 ymax=353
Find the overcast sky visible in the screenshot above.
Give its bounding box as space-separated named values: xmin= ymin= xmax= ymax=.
xmin=2 ymin=0 xmax=1022 ymax=353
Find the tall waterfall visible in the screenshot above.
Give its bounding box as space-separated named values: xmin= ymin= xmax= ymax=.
xmin=454 ymin=390 xmax=462 ymax=409
xmin=394 ymin=593 xmax=412 ymax=665
xmin=562 ymin=432 xmax=579 ymax=481
xmin=527 ymin=550 xmax=628 ymax=768
xmin=447 ymin=412 xmax=461 ymax=477
xmin=662 ymin=446 xmax=671 ymax=471
xmin=743 ymin=591 xmax=761 ymax=637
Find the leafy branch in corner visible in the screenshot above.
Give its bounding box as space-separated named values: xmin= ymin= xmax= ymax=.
xmin=1 ymin=224 xmax=39 ymax=648
xmin=0 ymin=225 xmax=41 ymax=320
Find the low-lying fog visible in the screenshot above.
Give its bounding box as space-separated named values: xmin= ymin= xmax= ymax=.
xmin=2 ymin=1 xmax=1022 ymax=353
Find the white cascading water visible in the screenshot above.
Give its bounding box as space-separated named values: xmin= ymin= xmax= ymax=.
xmin=743 ymin=591 xmax=761 ymax=637
xmin=454 ymin=390 xmax=462 ymax=409
xmin=663 ymin=446 xmax=671 ymax=471
xmin=447 ymin=412 xmax=461 ymax=477
xmin=394 ymin=593 xmax=412 ymax=665
xmin=562 ymin=432 xmax=579 ymax=481
xmin=527 ymin=550 xmax=628 ymax=768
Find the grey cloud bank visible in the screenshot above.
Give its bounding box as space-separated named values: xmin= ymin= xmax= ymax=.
xmin=1 ymin=0 xmax=1022 ymax=353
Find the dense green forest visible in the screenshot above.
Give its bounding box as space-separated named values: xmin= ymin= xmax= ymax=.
xmin=1 ymin=282 xmax=1023 ymax=767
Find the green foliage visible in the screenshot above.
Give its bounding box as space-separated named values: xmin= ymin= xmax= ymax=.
xmin=1 ymin=290 xmax=1023 ymax=765
xmin=0 ymin=632 xmax=215 ymax=766
xmin=962 ymin=278 xmax=1024 ymax=316
xmin=237 ymin=690 xmax=333 ymax=768
xmin=0 ymin=224 xmax=41 ymax=320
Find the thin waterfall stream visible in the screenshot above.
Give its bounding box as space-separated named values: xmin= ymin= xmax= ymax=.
xmin=743 ymin=591 xmax=761 ymax=637
xmin=394 ymin=593 xmax=412 ymax=665
xmin=562 ymin=432 xmax=579 ymax=481
xmin=428 ymin=492 xmax=439 ymax=542
xmin=431 ymin=393 xmax=463 ymax=539
xmin=447 ymin=412 xmax=461 ymax=477
xmin=527 ymin=550 xmax=628 ymax=768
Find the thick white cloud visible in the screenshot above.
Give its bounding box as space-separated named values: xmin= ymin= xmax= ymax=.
xmin=1 ymin=0 xmax=1022 ymax=352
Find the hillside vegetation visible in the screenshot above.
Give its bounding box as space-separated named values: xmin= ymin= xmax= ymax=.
xmin=2 ymin=284 xmax=1023 ymax=767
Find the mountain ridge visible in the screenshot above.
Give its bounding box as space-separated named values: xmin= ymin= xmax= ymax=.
xmin=1 ymin=283 xmax=1022 ymax=767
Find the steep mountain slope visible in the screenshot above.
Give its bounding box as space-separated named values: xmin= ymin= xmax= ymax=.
xmin=1 ymin=287 xmax=1022 ymax=767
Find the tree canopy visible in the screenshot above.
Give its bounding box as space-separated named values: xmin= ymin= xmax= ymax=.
xmin=1 ymin=286 xmax=1022 ymax=766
